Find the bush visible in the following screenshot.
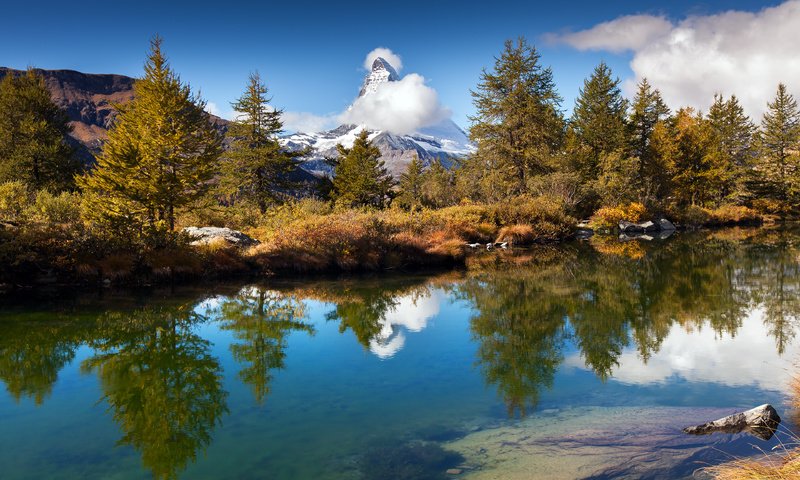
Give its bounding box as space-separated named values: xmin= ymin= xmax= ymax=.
xmin=590 ymin=202 xmax=648 ymax=230
xmin=25 ymin=190 xmax=82 ymax=225
xmin=0 ymin=181 xmax=30 ymax=223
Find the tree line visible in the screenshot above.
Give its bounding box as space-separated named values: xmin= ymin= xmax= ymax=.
xmin=2 ymin=35 xmax=800 ymax=240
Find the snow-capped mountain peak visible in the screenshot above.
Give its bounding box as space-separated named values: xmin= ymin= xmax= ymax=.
xmin=358 ymin=57 xmax=400 ymax=97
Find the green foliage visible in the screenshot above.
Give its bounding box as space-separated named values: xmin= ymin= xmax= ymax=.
xmin=395 ymin=155 xmax=425 ymax=209
xmin=706 ymin=94 xmax=756 ymax=204
xmin=626 ymin=78 xmax=671 ymax=205
xmin=79 ymin=36 xmax=222 ymax=232
xmin=331 ymin=130 xmax=393 ymax=208
xmin=220 ymin=72 xmax=304 ymax=213
xmin=0 ymin=180 xmax=29 ymax=222
xmin=469 ymin=37 xmax=564 ymax=197
xmin=755 ymin=83 xmax=800 ymax=210
xmin=0 ymin=69 xmax=80 ymax=191
xmin=570 ymin=62 xmax=628 ymax=183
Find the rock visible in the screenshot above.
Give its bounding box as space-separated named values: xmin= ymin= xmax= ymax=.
xmin=183 ymin=227 xmax=259 ymax=248
xmin=683 ymin=404 xmax=781 ymax=440
xmin=658 ymin=218 xmax=676 ymax=231
xmin=446 ymin=468 xmax=463 ymax=475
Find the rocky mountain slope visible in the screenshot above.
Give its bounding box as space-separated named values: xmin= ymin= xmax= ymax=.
xmin=282 ymin=57 xmax=474 ymax=177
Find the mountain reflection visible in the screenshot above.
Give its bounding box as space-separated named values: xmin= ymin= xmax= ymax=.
xmin=2 ymin=228 xmax=800 ymax=476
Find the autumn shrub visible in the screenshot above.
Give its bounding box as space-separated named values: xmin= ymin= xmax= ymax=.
xmin=495 ymin=224 xmax=535 ymax=245
xmin=0 ymin=181 xmax=29 ymax=223
xmin=706 ymin=205 xmax=762 ymax=226
xmin=590 ymin=202 xmax=648 ymax=230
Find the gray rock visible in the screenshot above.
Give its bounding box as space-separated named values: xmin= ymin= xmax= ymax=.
xmin=658 ymin=218 xmax=676 ymax=231
xmin=683 ymin=404 xmax=781 ymax=440
xmin=619 ymin=220 xmax=658 ymax=233
xmin=183 ymin=226 xmax=259 ymax=248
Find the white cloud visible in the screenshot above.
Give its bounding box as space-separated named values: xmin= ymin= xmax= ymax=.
xmin=339 ymin=73 xmax=451 ymax=135
xmin=364 ymin=47 xmax=403 ymax=72
xmin=549 ymin=1 xmax=800 ymax=119
xmin=564 ymin=306 xmax=799 ymax=390
xmin=547 ymin=15 xmax=673 ymax=53
xmin=282 ymin=111 xmax=337 ymax=133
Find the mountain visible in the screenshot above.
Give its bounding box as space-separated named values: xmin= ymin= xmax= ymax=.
xmin=282 ymin=57 xmax=474 ymax=177
xmin=0 ymin=67 xmax=229 ymax=163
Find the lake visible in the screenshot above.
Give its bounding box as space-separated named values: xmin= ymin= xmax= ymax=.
xmin=1 ymin=227 xmax=799 ymax=479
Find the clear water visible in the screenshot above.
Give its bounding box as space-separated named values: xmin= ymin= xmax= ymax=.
xmin=2 ymin=228 xmax=800 ymax=479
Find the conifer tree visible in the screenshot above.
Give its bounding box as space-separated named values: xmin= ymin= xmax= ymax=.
xmin=80 ymin=37 xmax=222 ymax=232
xmin=626 ymin=78 xmax=670 ymax=204
xmin=331 ymin=130 xmax=393 ymax=208
xmin=0 ymin=69 xmax=79 ymax=191
xmin=756 ymin=83 xmax=800 ymax=207
xmin=469 ymin=37 xmax=564 ymax=197
xmin=396 ymin=155 xmax=424 ymax=210
xmin=570 ymin=62 xmax=628 ymax=181
xmin=669 ymin=108 xmax=726 ymax=207
xmin=220 ymin=72 xmax=303 ymax=213
xmin=706 ymin=94 xmax=755 ymax=204
xmin=423 ymin=159 xmax=457 ymax=207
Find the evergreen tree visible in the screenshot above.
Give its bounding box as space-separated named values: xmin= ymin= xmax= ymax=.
xmin=627 ymin=78 xmax=670 ymax=204
xmin=668 ymin=108 xmax=727 ymax=207
xmin=331 ymin=130 xmax=393 ymax=208
xmin=395 ymin=155 xmax=424 ymax=210
xmin=469 ymin=37 xmax=564 ymax=197
xmin=423 ymin=159 xmax=457 ymax=207
xmin=570 ymin=62 xmax=628 ymax=182
xmin=756 ymin=83 xmax=800 ymax=207
xmin=0 ymin=69 xmax=79 ymax=191
xmin=706 ymin=94 xmax=755 ymax=204
xmin=80 ymin=37 xmax=222 ymax=232
xmin=220 ymin=72 xmax=303 ymax=213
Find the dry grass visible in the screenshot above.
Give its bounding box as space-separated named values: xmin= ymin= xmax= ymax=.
xmin=590 ymin=202 xmax=648 ymax=230
xmin=495 ymin=224 xmax=536 ymax=245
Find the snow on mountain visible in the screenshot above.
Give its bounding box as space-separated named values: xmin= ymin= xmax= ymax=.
xmin=282 ymin=57 xmax=474 ymax=178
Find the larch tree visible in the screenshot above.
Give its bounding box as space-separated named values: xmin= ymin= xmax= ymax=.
xmin=756 ymin=83 xmax=800 ymax=208
xmin=395 ymin=155 xmax=425 ymax=210
xmin=79 ymin=36 xmax=222 ymax=232
xmin=331 ymin=130 xmax=393 ymax=208
xmin=668 ymin=108 xmax=727 ymax=207
xmin=221 ymin=72 xmax=304 ymax=213
xmin=0 ymin=69 xmax=79 ymax=191
xmin=569 ymin=62 xmax=628 ymax=183
xmin=706 ymin=94 xmax=755 ymax=205
xmin=469 ymin=37 xmax=564 ymax=198
xmin=627 ymin=78 xmax=670 ymax=204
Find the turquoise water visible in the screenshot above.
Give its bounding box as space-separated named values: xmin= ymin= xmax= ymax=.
xmin=1 ymin=228 xmax=800 ymax=479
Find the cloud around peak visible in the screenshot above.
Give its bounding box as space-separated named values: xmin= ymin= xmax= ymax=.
xmin=364 ymin=47 xmax=403 ymax=72
xmin=548 ymin=0 xmax=800 ymax=119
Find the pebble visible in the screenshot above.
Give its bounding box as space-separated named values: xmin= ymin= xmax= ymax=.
xmin=446 ymin=468 xmax=462 ymax=475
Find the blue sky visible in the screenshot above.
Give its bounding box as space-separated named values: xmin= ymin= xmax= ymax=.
xmin=0 ymin=0 xmax=792 ymax=131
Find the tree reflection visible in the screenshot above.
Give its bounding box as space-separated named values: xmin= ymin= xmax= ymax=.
xmin=0 ymin=319 xmax=78 ymax=405
xmin=81 ymin=304 xmax=227 ymax=480
xmin=216 ymin=287 xmax=314 ymax=404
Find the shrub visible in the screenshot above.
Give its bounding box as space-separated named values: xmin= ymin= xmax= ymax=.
xmin=590 ymin=202 xmax=648 ymax=230
xmin=25 ymin=190 xmax=82 ymax=225
xmin=0 ymin=181 xmax=30 ymax=223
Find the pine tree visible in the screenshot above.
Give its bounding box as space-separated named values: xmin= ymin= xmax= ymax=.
xmin=706 ymin=94 xmax=755 ymax=204
xmin=669 ymin=108 xmax=726 ymax=207
xmin=331 ymin=130 xmax=393 ymax=208
xmin=627 ymin=78 xmax=670 ymax=204
xmin=570 ymin=62 xmax=628 ymax=182
xmin=79 ymin=36 xmax=222 ymax=232
xmin=423 ymin=159 xmax=457 ymax=207
xmin=0 ymin=69 xmax=79 ymax=191
xmin=469 ymin=37 xmax=564 ymax=197
xmin=757 ymin=83 xmax=800 ymax=207
xmin=395 ymin=155 xmax=424 ymax=210
xmin=220 ymin=72 xmax=303 ymax=213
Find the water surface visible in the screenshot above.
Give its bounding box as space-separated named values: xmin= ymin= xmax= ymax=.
xmin=2 ymin=228 xmax=800 ymax=479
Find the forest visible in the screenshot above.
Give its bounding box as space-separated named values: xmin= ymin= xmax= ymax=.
xmin=1 ymin=36 xmax=799 ymax=285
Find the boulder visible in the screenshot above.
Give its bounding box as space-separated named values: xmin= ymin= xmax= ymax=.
xmin=658 ymin=218 xmax=676 ymax=231
xmin=183 ymin=227 xmax=259 ymax=248
xmin=619 ymin=220 xmax=659 ymax=233
xmin=683 ymin=404 xmax=781 ymax=440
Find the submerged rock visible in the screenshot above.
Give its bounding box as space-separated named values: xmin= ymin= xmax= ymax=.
xmin=183 ymin=226 xmax=259 ymax=248
xmin=683 ymin=404 xmax=781 ymax=440
xmin=658 ymin=218 xmax=676 ymax=231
